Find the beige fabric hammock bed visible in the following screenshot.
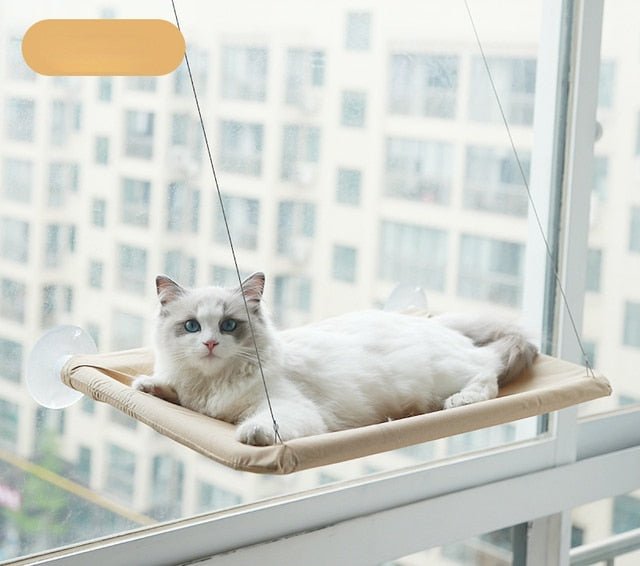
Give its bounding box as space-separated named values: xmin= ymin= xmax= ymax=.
xmin=61 ymin=348 xmax=611 ymax=475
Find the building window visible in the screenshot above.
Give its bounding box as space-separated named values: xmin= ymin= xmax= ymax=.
xmin=167 ymin=183 xmax=200 ymax=233
xmin=51 ymin=100 xmax=81 ymax=146
xmin=458 ymin=234 xmax=524 ymax=307
xmin=463 ymin=146 xmax=530 ymax=216
xmin=5 ymin=98 xmax=35 ymax=142
xmin=125 ymin=76 xmax=156 ymax=92
xmin=150 ymin=455 xmax=184 ymax=520
xmin=0 ymin=337 xmax=22 ymax=383
xmin=598 ymin=60 xmax=615 ymax=108
xmin=197 ymin=481 xmax=241 ymax=513
xmin=219 ymin=121 xmax=264 ymax=176
xmin=469 ymin=56 xmax=536 ymax=126
xmin=285 ymin=49 xmax=325 ymax=107
xmin=385 ymin=138 xmax=453 ymax=204
xmin=277 ymin=201 xmax=315 ymax=259
xmin=211 ymin=266 xmax=247 ymax=288
xmin=170 ymin=114 xmax=203 ymax=164
xmin=165 ymin=250 xmax=197 ymax=288
xmin=2 ymin=157 xmax=32 ymax=203
xmin=213 ymin=196 xmax=260 ymax=250
xmin=623 ymin=302 xmax=640 ymax=348
xmin=112 ymin=311 xmax=144 ymax=350
xmin=92 ymin=198 xmax=107 ymax=227
xmin=89 ymin=260 xmax=104 ymax=289
xmin=0 ymin=217 xmax=29 ymax=263
xmin=124 ymin=110 xmax=154 ymax=159
xmin=48 ymin=162 xmax=79 ymax=206
xmin=0 ymin=278 xmax=26 ymax=323
xmin=0 ymin=398 xmax=19 ymax=450
xmin=389 ymin=53 xmax=458 ymax=119
xmin=630 ymin=207 xmax=640 ymax=253
xmin=121 ymin=178 xmax=151 ymax=227
xmin=44 ymin=224 xmax=75 ymax=267
xmin=174 ymin=49 xmax=209 ymax=96
xmin=105 ymin=444 xmax=136 ymax=503
xmin=282 ymin=125 xmax=321 ymax=182
xmin=586 ymin=249 xmax=602 ymax=293
xmin=273 ymin=275 xmax=312 ymax=324
xmin=117 ymin=244 xmax=147 ymax=295
xmin=97 ymin=77 xmax=113 ymax=102
xmin=41 ymin=284 xmax=73 ymax=327
xmin=341 ymin=91 xmax=366 ymax=127
xmin=592 ymin=156 xmax=608 ymax=201
xmin=336 ymin=168 xmax=362 ymax=205
xmin=612 ymin=495 xmax=640 ymax=534
xmin=6 ymin=36 xmax=35 ymax=81
xmin=332 ymin=245 xmax=357 ymax=283
xmin=378 ymin=220 xmax=447 ymax=291
xmin=345 ymin=12 xmax=371 ymax=50
xmin=95 ymin=136 xmax=109 ymax=165
xmin=221 ymin=46 xmax=267 ymax=101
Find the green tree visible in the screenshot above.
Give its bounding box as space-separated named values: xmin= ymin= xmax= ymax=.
xmin=6 ymin=430 xmax=71 ymax=555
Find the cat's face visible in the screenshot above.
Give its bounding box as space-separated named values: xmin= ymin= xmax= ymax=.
xmin=154 ymin=273 xmax=265 ymax=375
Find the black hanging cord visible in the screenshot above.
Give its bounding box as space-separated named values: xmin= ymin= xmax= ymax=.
xmin=170 ymin=0 xmax=282 ymax=443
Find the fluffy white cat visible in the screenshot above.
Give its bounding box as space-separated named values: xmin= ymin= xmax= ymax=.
xmin=133 ymin=272 xmax=537 ymax=446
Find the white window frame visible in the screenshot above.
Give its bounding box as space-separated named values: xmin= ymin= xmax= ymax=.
xmin=21 ymin=2 xmax=640 ymax=565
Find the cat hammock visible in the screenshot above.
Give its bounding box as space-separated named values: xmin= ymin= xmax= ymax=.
xmin=60 ymin=346 xmax=610 ymax=474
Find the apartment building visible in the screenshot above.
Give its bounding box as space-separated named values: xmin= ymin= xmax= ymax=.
xmin=0 ymin=0 xmax=639 ymax=563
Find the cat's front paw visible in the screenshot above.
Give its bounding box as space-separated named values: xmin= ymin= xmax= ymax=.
xmin=236 ymin=421 xmax=279 ymax=446
xmin=443 ymin=391 xmax=485 ymax=409
xmin=132 ymin=375 xmax=180 ymax=404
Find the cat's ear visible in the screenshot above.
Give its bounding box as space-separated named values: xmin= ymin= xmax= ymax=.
xmin=156 ymin=275 xmax=185 ymax=306
xmin=240 ymin=272 xmax=265 ymax=305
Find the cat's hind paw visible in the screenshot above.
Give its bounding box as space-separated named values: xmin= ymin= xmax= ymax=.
xmin=236 ymin=421 xmax=279 ymax=446
xmin=132 ymin=375 xmax=180 ymax=404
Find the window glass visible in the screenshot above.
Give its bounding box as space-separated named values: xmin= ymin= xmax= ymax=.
xmin=385 ymin=138 xmax=453 ymax=204
xmin=0 ymin=0 xmax=548 ymax=560
xmin=345 ymin=12 xmax=371 ymax=51
xmin=389 ymin=53 xmax=458 ymax=119
xmin=2 ymin=157 xmax=32 ymax=203
xmin=336 ymin=168 xmax=362 ymax=205
xmin=124 ymin=110 xmax=154 ymax=159
xmin=221 ymin=46 xmax=268 ymax=101
xmin=580 ymin=1 xmax=640 ymax=415
xmin=5 ymin=98 xmax=35 ymax=142
xmin=572 ymin=492 xmax=640 ymax=566
xmin=341 ymin=91 xmax=367 ymax=127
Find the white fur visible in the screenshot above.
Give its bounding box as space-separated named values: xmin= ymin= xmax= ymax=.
xmin=133 ymin=273 xmax=537 ymax=446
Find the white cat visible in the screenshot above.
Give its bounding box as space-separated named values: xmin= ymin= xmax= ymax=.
xmin=133 ymin=272 xmax=537 ymax=446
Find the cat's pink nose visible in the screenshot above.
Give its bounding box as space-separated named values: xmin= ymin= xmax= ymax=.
xmin=203 ymin=339 xmax=218 ymax=352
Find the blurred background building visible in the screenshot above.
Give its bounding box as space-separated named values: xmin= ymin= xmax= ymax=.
xmin=0 ymin=0 xmax=638 ymax=563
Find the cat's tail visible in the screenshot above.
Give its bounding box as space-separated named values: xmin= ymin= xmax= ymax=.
xmin=434 ymin=312 xmax=538 ymax=386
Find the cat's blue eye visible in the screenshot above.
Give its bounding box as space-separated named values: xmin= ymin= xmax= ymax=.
xmin=184 ymin=319 xmax=201 ymax=333
xmin=220 ymin=319 xmax=237 ymax=333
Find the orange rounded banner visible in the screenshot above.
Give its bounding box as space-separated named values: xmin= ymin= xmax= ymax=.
xmin=22 ymin=19 xmax=185 ymax=76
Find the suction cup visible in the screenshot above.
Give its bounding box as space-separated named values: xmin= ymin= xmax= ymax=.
xmin=27 ymin=325 xmax=97 ymax=409
xmin=384 ymin=284 xmax=428 ymax=312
